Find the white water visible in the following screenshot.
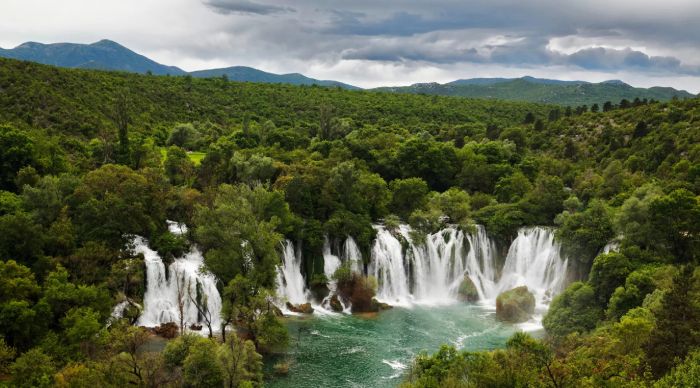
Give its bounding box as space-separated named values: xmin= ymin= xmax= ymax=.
xmin=323 ymin=237 xmax=343 ymax=280
xmin=368 ymin=225 xmax=569 ymax=310
xmin=276 ymin=237 xmax=363 ymax=313
xmin=135 ymin=237 xmax=222 ymax=330
xmin=341 ymin=237 xmax=363 ymax=274
xmin=139 ymin=223 xmax=568 ymax=329
xmin=276 ymin=240 xmax=310 ymax=305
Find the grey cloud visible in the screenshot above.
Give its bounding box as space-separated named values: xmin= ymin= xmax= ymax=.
xmin=188 ymin=0 xmax=700 ymax=80
xmin=204 ymin=0 xmax=294 ymax=15
xmin=566 ymin=47 xmax=698 ymax=74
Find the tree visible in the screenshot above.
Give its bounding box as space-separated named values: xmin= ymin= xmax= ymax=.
xmin=231 ymin=153 xmax=278 ymax=184
xmin=606 ymin=268 xmax=656 ymax=320
xmin=556 ymin=200 xmax=615 ymax=266
xmin=507 ymin=332 xmax=561 ymax=388
xmin=0 ymin=260 xmax=40 ymax=303
xmin=188 ymin=279 xmax=214 ymax=338
xmin=183 ymin=339 xmax=225 ymax=388
xmin=396 ymin=136 xmax=458 ymax=191
xmin=175 ymin=269 xmax=187 ymax=336
xmin=521 ymin=174 xmax=567 ymax=225
xmin=10 ymin=349 xmax=54 ymax=387
xmin=62 ymin=307 xmax=103 ymax=358
xmin=645 ymin=265 xmax=700 ymax=377
xmin=0 ymin=338 xmax=14 ymax=375
xmin=0 ymin=125 xmax=35 ymax=191
xmin=218 ymin=337 xmax=263 ymax=388
xmin=72 ymin=164 xmax=167 ymax=248
xmin=543 ymin=282 xmax=601 ymax=337
xmin=616 ymin=184 xmax=663 ymax=249
xmin=655 ymin=350 xmax=700 ymax=387
xmin=164 ymin=146 xmax=195 ymax=186
xmin=110 ymin=324 xmax=172 ymax=387
xmin=588 ymin=252 xmax=633 ymax=306
xmin=108 ymin=92 xmax=131 ymax=165
xmin=195 ymin=184 xmax=283 ymax=288
xmin=221 ymin=275 xmax=288 ymax=352
xmin=648 ymin=189 xmax=700 ymax=263
xmin=524 ymin=112 xmax=535 ymax=124
xmin=388 ymin=178 xmax=430 ymax=220
xmin=495 ymin=171 xmax=532 ymax=203
xmin=167 ymin=123 xmax=197 ymax=150
xmin=0 ymin=212 xmax=45 ymax=268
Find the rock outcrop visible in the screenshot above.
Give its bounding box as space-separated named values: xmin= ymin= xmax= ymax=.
xmin=496 ymin=286 xmax=535 ymax=323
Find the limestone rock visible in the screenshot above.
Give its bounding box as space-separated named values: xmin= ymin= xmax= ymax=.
xmin=496 ymin=286 xmax=535 ymax=323
xmin=286 ymin=302 xmax=314 ymax=314
xmin=457 ymin=276 xmax=480 ymax=302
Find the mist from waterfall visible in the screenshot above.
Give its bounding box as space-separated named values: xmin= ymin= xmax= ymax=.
xmin=135 ymin=236 xmax=222 ymax=329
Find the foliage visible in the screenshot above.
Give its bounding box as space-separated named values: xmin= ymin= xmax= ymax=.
xmin=0 ymin=56 xmax=698 ymax=386
xmin=543 ymin=282 xmax=601 ymax=337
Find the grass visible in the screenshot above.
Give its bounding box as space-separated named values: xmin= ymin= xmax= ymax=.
xmin=159 ymin=148 xmax=206 ymax=166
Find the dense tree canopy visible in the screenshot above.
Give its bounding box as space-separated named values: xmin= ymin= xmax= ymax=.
xmin=0 ymin=57 xmax=697 ymax=386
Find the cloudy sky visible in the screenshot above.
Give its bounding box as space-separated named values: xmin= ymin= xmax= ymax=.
xmin=2 ymin=0 xmax=700 ymax=92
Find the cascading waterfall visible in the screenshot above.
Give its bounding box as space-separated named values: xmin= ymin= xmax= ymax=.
xmin=276 ymin=240 xmax=310 ymax=305
xmin=342 ymin=236 xmax=363 ymax=273
xmin=323 ymin=237 xmax=342 ymax=280
xmin=135 ymin=236 xmax=222 ymax=329
xmin=493 ymin=227 xmax=568 ymax=306
xmin=275 ymin=237 xmax=362 ymax=311
xmin=368 ymin=225 xmax=569 ymax=309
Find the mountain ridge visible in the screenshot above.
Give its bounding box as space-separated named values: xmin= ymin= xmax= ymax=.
xmin=374 ymin=76 xmax=694 ymax=106
xmin=189 ymin=66 xmax=359 ymax=89
xmin=0 ymin=39 xmax=694 ymax=104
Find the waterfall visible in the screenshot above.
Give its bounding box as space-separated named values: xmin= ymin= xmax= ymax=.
xmin=323 ymin=237 xmax=342 ymax=280
xmin=369 ymin=226 xmax=413 ymax=305
xmin=464 ymin=226 xmax=499 ymax=300
xmin=341 ymin=236 xmax=363 ymax=273
xmin=135 ymin=237 xmax=222 ymax=330
xmin=493 ymin=227 xmax=568 ymax=305
xmin=368 ymin=225 xmax=568 ymax=307
xmin=276 ymin=240 xmax=310 ymax=305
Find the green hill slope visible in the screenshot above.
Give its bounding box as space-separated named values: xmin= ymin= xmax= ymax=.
xmin=375 ymin=77 xmax=695 ymax=106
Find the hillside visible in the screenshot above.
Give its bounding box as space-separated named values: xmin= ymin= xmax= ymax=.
xmin=0 ymin=57 xmax=550 ymax=139
xmin=0 ymin=39 xmax=185 ymax=75
xmin=190 ymin=66 xmax=358 ymax=89
xmin=375 ymin=76 xmax=695 ymax=106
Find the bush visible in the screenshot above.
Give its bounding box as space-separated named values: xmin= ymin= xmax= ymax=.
xmin=543 ymin=282 xmax=601 ymax=337
xmin=10 ymin=348 xmax=56 ymax=388
xmin=588 ymin=252 xmax=633 ymax=306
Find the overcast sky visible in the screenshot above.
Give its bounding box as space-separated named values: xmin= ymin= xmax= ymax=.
xmin=2 ymin=0 xmax=700 ymax=92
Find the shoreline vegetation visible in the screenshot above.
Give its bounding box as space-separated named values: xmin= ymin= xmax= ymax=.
xmin=0 ymin=57 xmax=697 ymax=386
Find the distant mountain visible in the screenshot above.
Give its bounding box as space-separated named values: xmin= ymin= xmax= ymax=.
xmin=0 ymin=40 xmax=185 ymax=75
xmin=0 ymin=40 xmax=693 ymax=103
xmin=0 ymin=40 xmax=359 ymax=89
xmin=375 ymin=77 xmax=695 ymax=106
xmin=190 ymin=66 xmax=359 ymax=89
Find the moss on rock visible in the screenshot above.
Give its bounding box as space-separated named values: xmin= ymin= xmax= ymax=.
xmin=496 ymin=286 xmax=535 ymax=323
xmin=457 ymin=275 xmax=480 ymax=302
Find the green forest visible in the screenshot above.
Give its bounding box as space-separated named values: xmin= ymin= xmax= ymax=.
xmin=0 ymin=57 xmax=698 ymax=387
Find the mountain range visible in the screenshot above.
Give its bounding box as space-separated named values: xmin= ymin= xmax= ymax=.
xmin=0 ymin=39 xmax=694 ymax=105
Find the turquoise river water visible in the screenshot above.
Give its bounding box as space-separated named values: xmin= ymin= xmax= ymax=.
xmin=265 ymin=303 xmax=542 ymax=387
